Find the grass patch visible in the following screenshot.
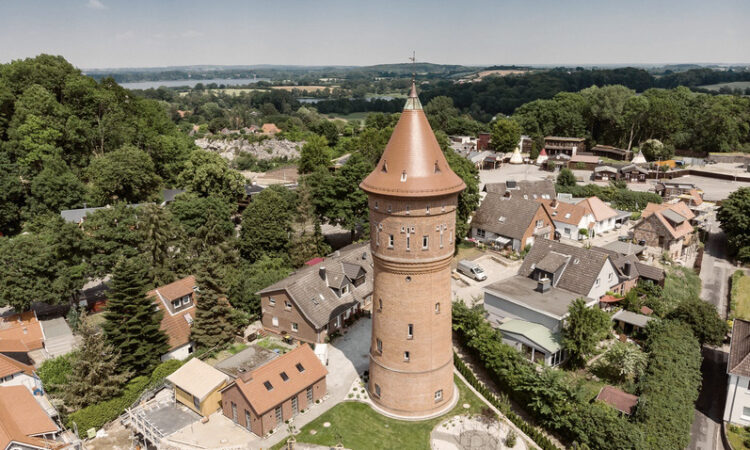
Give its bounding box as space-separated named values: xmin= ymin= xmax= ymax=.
xmin=326 ymin=112 xmax=370 ymax=122
xmin=273 ymin=375 xmax=486 ymax=450
xmin=727 ymin=424 xmax=750 ymax=449
xmin=734 ymin=272 xmax=750 ymax=320
xmin=256 ymin=337 xmax=289 ymax=354
xmin=228 ymin=343 xmax=248 ymax=355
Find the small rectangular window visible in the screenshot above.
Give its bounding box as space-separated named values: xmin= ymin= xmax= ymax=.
xmin=406 ymin=235 xmax=410 ymax=251
xmin=374 ymin=201 xmax=379 ymax=210
xmin=271 ymin=316 xmax=279 ymax=327
xmin=407 ymin=324 xmax=413 ymax=339
xmin=387 ymin=204 xmax=392 ymax=213
xmin=422 ymin=235 xmax=429 ymax=249
xmin=404 ymin=351 xmax=410 ymax=361
xmin=426 ymin=205 xmax=430 ymax=214
xmin=269 ymin=297 xmax=276 ymax=306
xmin=405 ymin=205 xmax=410 ymax=215
xmin=280 ymin=371 xmax=289 ymax=381
xmin=172 ymin=299 xmax=181 ymax=309
xmin=374 ymin=384 xmax=381 ymax=397
xmin=376 ymin=338 xmax=382 ymax=353
xmin=263 ymin=381 xmax=273 ymax=391
xmin=435 ymin=389 xmax=443 ymax=401
xmin=435 ymin=302 xmax=440 ymax=314
xmin=296 ymin=363 xmax=305 ymax=373
xmin=378 ymin=298 xmax=383 ymax=311
xmin=291 ymin=322 xmax=298 ymax=332
xmin=388 ymin=234 xmax=394 ymax=248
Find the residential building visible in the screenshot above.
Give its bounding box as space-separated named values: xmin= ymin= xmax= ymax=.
xmin=596 ymin=385 xmax=639 ymax=416
xmin=612 ymin=309 xmax=654 ymax=333
xmin=471 ymin=194 xmax=554 ymax=252
xmin=544 ymin=136 xmax=585 ymax=157
xmin=220 ymin=344 xmax=327 ymax=436
xmin=593 ymin=165 xmax=619 ymax=181
xmin=725 ymin=319 xmax=750 ymax=426
xmin=360 ymin=82 xmax=462 ymax=417
xmin=0 ymin=385 xmax=61 ymax=449
xmin=577 ymin=197 xmax=618 ymax=235
xmin=148 ymin=275 xmax=198 ymax=361
xmin=477 ymin=132 xmax=490 ymax=150
xmin=619 ymin=164 xmax=649 ymax=182
xmin=654 ymin=181 xmax=698 ymax=200
xmin=0 ymin=312 xmax=45 ymax=366
xmin=540 ymin=199 xmax=594 ymax=241
xmin=633 ymin=202 xmax=697 ymax=261
xmin=0 ymin=353 xmax=35 ymax=388
xmin=568 ymin=154 xmax=600 ymax=170
xmin=593 ymin=245 xmax=665 ymax=292
xmin=497 ymin=319 xmax=564 ymax=366
xmin=258 ymin=243 xmax=372 ymax=344
xmin=591 ymin=145 xmax=633 ymax=161
xmin=166 ymin=358 xmax=229 ymax=417
xmin=483 ymin=180 xmax=555 ymax=201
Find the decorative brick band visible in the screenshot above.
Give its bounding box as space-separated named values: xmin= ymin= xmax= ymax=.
xmin=372 ymin=253 xmax=453 ymax=274
xmin=368 ymin=353 xmax=453 ymax=374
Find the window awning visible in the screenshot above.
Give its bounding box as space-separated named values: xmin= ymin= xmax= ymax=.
xmin=494 ymin=236 xmax=511 ymax=245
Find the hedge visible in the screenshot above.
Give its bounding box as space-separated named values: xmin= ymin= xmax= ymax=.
xmin=453 ymin=353 xmax=558 ymax=450
xmin=730 ymin=270 xmax=745 ymax=319
xmin=67 ymin=359 xmax=185 ymax=432
xmin=556 ymin=183 xmax=662 ymax=211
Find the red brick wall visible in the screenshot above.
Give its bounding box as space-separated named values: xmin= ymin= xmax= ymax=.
xmin=260 ymin=290 xmax=321 ymax=343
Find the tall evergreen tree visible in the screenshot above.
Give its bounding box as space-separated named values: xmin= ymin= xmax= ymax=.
xmin=191 ymin=249 xmax=234 ymax=350
xmin=103 ymin=256 xmax=168 ymax=375
xmin=64 ymin=312 xmax=130 ymax=410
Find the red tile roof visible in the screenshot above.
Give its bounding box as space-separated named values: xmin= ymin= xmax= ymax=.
xmin=148 ymin=276 xmax=197 ymax=351
xmin=0 ymin=385 xmax=59 ymax=449
xmin=599 ymin=295 xmax=621 ymax=304
xmin=230 ymin=344 xmax=327 ymax=415
xmin=0 ymin=312 xmax=44 ymax=351
xmin=540 ymin=199 xmax=589 ymax=226
xmin=576 ymin=197 xmax=618 ymax=222
xmin=641 ymin=202 xmax=695 ymax=240
xmin=596 ymin=385 xmax=639 ymax=415
xmin=0 ymin=354 xmax=34 ymax=379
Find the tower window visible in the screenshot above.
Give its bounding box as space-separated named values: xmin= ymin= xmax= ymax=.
xmin=435 ymin=389 xmax=443 ymax=402
xmin=400 ymin=171 xmax=407 ymax=182
xmin=422 ymin=235 xmax=429 ymax=250
xmin=388 ymin=234 xmax=394 ymax=248
xmin=435 ymin=302 xmax=440 ymax=314
xmin=387 ymin=204 xmax=392 ymax=213
xmin=406 ymin=235 xmax=410 ymax=251
xmin=374 ymin=201 xmax=379 ymax=210
xmin=407 ymin=324 xmax=413 ymax=339
xmin=374 ymin=384 xmax=381 ymax=398
xmin=426 ymin=205 xmax=430 ymax=214
xmin=405 ymin=205 xmax=410 ymax=215
xmin=376 ymin=338 xmax=382 ymax=353
xmin=378 ymin=298 xmax=383 ymax=311
xmin=404 ymin=351 xmax=410 ymax=361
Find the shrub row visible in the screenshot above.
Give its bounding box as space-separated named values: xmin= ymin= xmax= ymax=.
xmin=730 ymin=270 xmax=745 ymax=319
xmin=67 ymin=359 xmax=184 ymax=433
xmin=556 ymin=183 xmax=662 ymax=211
xmin=453 ymin=353 xmax=558 ymax=450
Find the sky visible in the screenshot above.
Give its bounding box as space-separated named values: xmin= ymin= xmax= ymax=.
xmin=0 ymin=0 xmax=749 ymax=69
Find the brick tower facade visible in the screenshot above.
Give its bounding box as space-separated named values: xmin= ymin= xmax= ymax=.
xmin=360 ymin=83 xmax=465 ymax=417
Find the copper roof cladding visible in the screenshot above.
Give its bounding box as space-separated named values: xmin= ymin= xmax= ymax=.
xmin=359 ymin=83 xmax=465 ymax=198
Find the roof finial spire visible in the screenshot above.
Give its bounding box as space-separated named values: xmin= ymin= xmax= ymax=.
xmin=406 ymin=51 xmax=420 ymax=105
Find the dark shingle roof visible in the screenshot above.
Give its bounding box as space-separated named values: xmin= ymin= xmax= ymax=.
xmin=472 ymin=195 xmax=546 ymax=240
xmin=729 ymin=319 xmax=750 ymax=377
xmin=257 ymin=242 xmax=372 ymax=329
xmin=519 ymin=239 xmax=610 ymax=296
xmin=536 ymin=252 xmax=570 ymax=273
xmin=592 ymin=246 xmax=665 ymax=283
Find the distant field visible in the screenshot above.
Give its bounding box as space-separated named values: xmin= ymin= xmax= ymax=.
xmin=271 ymin=85 xmax=332 ymax=92
xmin=697 ymin=81 xmax=750 ymax=91
xmin=475 ymin=69 xmax=528 ymax=80
xmin=326 ymin=112 xmax=370 ymax=121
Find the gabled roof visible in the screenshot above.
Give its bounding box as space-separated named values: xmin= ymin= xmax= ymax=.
xmin=166 ymin=358 xmax=228 ymax=401
xmin=0 ymin=353 xmax=34 ymax=379
xmin=576 ymin=197 xmax=618 ymax=222
xmin=570 ymin=154 xmax=599 ymax=164
xmin=729 ymin=319 xmax=750 ymax=378
xmin=612 ymin=309 xmax=653 ymax=328
xmin=359 ymin=82 xmax=465 ymax=198
xmin=229 ymin=344 xmax=327 ymax=416
xmin=0 ymin=385 xmax=59 ymax=450
xmin=257 ymin=243 xmax=373 ymax=329
xmin=0 ymin=312 xmax=44 ymax=351
xmin=545 ymin=136 xmax=585 ymax=142
xmin=592 ymin=246 xmax=665 ymax=283
xmin=596 ymin=385 xmax=638 ymax=415
xmin=484 ymin=180 xmax=555 ymax=201
xmin=640 ymin=202 xmax=695 ymax=240
xmin=594 ymin=165 xmax=618 ymax=173
xmin=472 ymin=195 xmax=548 ymax=241
xmin=148 ymin=276 xmax=197 ymax=351
xmin=519 ymin=239 xmax=610 ymax=297
xmin=536 ymin=252 xmax=570 ymax=273
xmin=620 ymin=164 xmax=649 ymax=174
xmin=540 ymin=199 xmax=589 ymax=226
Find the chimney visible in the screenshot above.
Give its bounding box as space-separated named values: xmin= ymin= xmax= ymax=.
xmin=623 ymin=262 xmax=633 ymax=278
xmin=551 ymin=199 xmax=558 ymax=208
xmin=537 ymin=277 xmax=552 ymax=293
xmin=319 ymin=266 xmax=327 ymax=281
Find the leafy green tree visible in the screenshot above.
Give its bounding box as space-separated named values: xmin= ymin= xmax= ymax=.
xmin=28 ymin=155 xmax=86 ymax=216
xmin=0 ymin=154 xmax=25 ymax=235
xmin=557 ymin=168 xmax=577 ymax=187
xmin=81 ymin=204 xmax=143 ymax=278
xmin=562 ymin=298 xmax=611 ymax=367
xmin=103 ymin=256 xmax=168 ymax=375
xmin=639 ymin=139 xmax=673 ymax=162
xmin=168 ymin=193 xmax=235 ymax=240
xmin=87 ymin=145 xmax=162 ymax=205
xmin=298 ymin=134 xmax=332 ymax=174
xmin=239 ymin=185 xmax=297 ymax=262
xmin=177 ymin=150 xmax=245 ymax=201
xmin=717 ymin=187 xmax=750 ymax=262
xmin=667 ymin=298 xmax=728 ymax=345
xmin=64 ymin=312 xmax=130 ymax=410
xmin=225 ymin=256 xmax=292 ymax=317
xmin=490 ymin=117 xmax=522 ymax=153
xmin=310 ymin=120 xmax=340 ymax=146
xmin=424 ymin=96 xmax=459 ymax=132
xmin=598 ymin=341 xmax=647 ymax=382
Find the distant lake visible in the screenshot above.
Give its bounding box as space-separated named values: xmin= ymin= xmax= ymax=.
xmin=119 ymin=78 xmax=270 ymax=90
xmin=298 ymin=95 xmax=397 ymax=104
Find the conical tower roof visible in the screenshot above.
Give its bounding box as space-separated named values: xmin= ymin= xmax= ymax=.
xmin=360 ymin=83 xmax=465 ymax=198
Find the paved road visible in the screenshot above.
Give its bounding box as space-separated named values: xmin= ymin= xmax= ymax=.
xmin=689 ymin=212 xmax=733 ymax=450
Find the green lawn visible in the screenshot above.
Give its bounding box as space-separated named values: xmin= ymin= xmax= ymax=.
xmin=734 ymin=274 xmax=750 ymax=320
xmin=727 ymin=424 xmax=750 ymax=449
xmin=273 ymin=375 xmax=487 ymax=450
xmin=256 ymin=337 xmax=290 ymax=354
xmin=326 ymin=112 xmax=370 ymax=122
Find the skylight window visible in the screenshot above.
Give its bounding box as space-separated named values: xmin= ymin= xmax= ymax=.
xmin=264 ymin=381 xmax=273 ymax=391
xmin=296 ymin=363 xmax=305 ymax=373
xmin=564 ymin=213 xmax=571 ymax=219
xmin=498 ymin=216 xmax=506 ymax=223
xmin=280 ymin=372 xmax=289 ymax=381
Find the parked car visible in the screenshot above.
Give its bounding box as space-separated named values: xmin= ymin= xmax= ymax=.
xmin=457 ymin=260 xmax=487 ymax=281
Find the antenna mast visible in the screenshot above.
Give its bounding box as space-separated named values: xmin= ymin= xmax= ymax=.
xmin=409 ymin=51 xmax=416 ymax=83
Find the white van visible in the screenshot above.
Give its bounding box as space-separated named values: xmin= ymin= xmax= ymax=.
xmin=457 ymin=260 xmax=487 ymax=281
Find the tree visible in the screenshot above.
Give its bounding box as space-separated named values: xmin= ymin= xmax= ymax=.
xmin=28 ymin=155 xmax=86 ymax=216
xmin=64 ymin=312 xmax=130 ymax=410
xmin=177 ymin=150 xmax=245 ymax=201
xmin=441 ymin=140 xmax=480 ymax=239
xmin=639 ymin=139 xmax=673 ymax=162
xmin=81 ymin=203 xmax=143 ymax=278
xmin=138 ymin=204 xmax=179 ymax=285
xmin=168 ymin=193 xmax=235 ymax=241
xmin=191 ymin=250 xmax=234 ymax=350
xmin=557 ymin=168 xmax=577 ymax=187
xmin=490 ymin=117 xmax=522 ymax=153
xmin=86 ymin=145 xmax=162 ymax=205
xmin=239 ymin=185 xmax=296 ymax=262
xmin=598 ymin=341 xmax=647 ymax=382
xmin=424 ymin=96 xmax=459 ymax=132
xmin=0 ymin=154 xmax=25 ymax=235
xmin=288 ymin=183 xmax=331 ymax=267
xmin=717 ymin=187 xmax=750 ymax=262
xmin=225 ymin=256 xmax=292 ymax=317
xmin=298 ymin=135 xmax=331 ymax=174
xmin=103 ymin=256 xmax=168 ymax=375
xmin=667 ymin=298 xmax=728 ymax=346
xmin=562 ymin=298 xmax=611 ymax=367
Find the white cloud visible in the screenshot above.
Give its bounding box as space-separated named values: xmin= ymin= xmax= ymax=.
xmin=86 ymin=0 xmax=106 ymax=10
xmin=180 ymin=30 xmax=204 ymax=38
xmin=115 ymin=30 xmax=135 ymax=41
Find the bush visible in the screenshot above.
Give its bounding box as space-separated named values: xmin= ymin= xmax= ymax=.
xmin=505 ymin=430 xmax=517 ymax=447
xmin=556 ymin=183 xmax=662 ymax=211
xmin=37 ymin=352 xmax=76 ymax=396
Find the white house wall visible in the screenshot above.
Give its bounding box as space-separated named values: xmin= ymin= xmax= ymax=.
xmin=725 ymin=374 xmax=750 ymax=425
xmin=586 ymin=259 xmax=620 ymax=300
xmin=160 ymin=342 xmax=194 ymax=362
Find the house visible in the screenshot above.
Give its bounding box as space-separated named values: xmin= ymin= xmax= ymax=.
xmin=166 ymin=358 xmax=229 ymax=417
xmin=576 ymin=197 xmax=618 ymax=235
xmin=258 ymin=243 xmax=372 ymax=343
xmin=220 ymin=344 xmax=327 ymax=436
xmin=0 ymin=385 xmax=61 ymax=449
xmin=612 ymin=309 xmax=653 ymax=334
xmin=544 ymin=136 xmax=585 ymax=157
xmin=540 ymin=199 xmax=594 ymax=241
xmin=591 ymin=145 xmax=633 ymax=161
xmin=0 ymin=353 xmax=35 ymax=388
xmin=596 ymin=385 xmax=639 ymax=415
xmin=477 ymin=132 xmax=490 ymax=150
xmin=619 ymin=164 xmax=649 ymax=182
xmin=724 ymin=319 xmax=750 ymax=426
xmin=483 ymin=180 xmax=556 ymax=201
xmin=654 ymin=181 xmax=698 ymax=200
xmin=0 ymin=312 xmax=45 ymax=366
xmin=497 ymin=319 xmax=564 ymax=366
xmin=466 ymin=150 xmax=500 ymax=169
xmin=568 ymin=154 xmax=600 ymax=170
xmin=593 ymin=245 xmax=665 ymax=292
xmin=593 ymin=166 xmax=619 ymax=181
xmin=148 ymin=276 xmax=198 ymax=361
xmin=261 ymin=123 xmax=281 ymax=135
xmin=633 ymin=202 xmax=697 ymax=261
xmin=471 ymin=195 xmax=554 ymax=252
